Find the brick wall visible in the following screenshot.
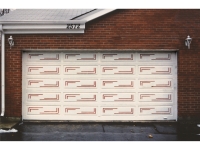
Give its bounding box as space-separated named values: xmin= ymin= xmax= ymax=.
xmin=1 ymin=9 xmax=200 ymax=120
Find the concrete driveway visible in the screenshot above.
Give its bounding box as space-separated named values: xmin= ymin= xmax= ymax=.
xmin=1 ymin=121 xmax=199 ymax=141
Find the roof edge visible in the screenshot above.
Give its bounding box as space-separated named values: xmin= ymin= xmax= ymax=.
xmin=76 ymin=9 xmax=116 ymax=22
xmin=0 ymin=20 xmax=86 ymax=25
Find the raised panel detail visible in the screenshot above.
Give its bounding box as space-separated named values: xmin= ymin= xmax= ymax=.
xmin=64 ymin=80 xmax=97 ymax=89
xmin=64 ymin=66 xmax=97 ymax=75
xmin=139 ymin=93 xmax=173 ymax=102
xmin=27 ymin=79 xmax=60 ymax=88
xmin=27 ymin=106 xmax=60 ymax=115
xmin=64 ymin=93 xmax=97 ymax=102
xmin=139 ymin=66 xmax=172 ymax=75
xmin=64 ymin=107 xmax=97 ymax=115
xmin=102 ymin=80 xmax=134 ymax=89
xmin=101 ymin=66 xmax=135 ymax=75
xmin=101 ymin=93 xmax=134 ymax=102
xmin=64 ymin=53 xmax=97 ymax=62
xmin=139 ymin=106 xmax=172 ymax=115
xmin=101 ymin=53 xmax=134 ymax=62
xmin=27 ymin=66 xmax=60 ymax=75
xmin=27 ymin=53 xmax=60 ymax=62
xmin=139 ymin=53 xmax=172 ymax=62
xmin=27 ymin=93 xmax=60 ymax=102
xmin=139 ymin=79 xmax=172 ymax=89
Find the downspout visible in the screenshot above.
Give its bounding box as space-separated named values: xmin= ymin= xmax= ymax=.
xmin=1 ymin=27 xmax=5 ymax=116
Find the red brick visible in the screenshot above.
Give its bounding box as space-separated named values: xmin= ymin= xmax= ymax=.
xmin=0 ymin=9 xmax=200 ymax=119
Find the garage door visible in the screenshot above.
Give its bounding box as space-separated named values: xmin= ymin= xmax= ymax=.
xmin=22 ymin=51 xmax=177 ymax=121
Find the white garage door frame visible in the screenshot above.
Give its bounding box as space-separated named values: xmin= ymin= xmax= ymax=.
xmin=22 ymin=50 xmax=178 ymax=121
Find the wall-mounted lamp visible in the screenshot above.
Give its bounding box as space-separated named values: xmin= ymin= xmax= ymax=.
xmin=185 ymin=35 xmax=192 ymax=49
xmin=8 ymin=36 xmax=14 ymax=49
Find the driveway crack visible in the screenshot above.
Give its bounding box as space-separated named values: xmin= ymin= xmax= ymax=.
xmin=152 ymin=124 xmax=161 ymax=134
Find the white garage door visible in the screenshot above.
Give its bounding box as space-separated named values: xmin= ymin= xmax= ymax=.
xmin=22 ymin=51 xmax=177 ymax=121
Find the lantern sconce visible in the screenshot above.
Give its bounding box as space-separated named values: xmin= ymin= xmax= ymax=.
xmin=8 ymin=36 xmax=14 ymax=49
xmin=185 ymin=35 xmax=192 ymax=49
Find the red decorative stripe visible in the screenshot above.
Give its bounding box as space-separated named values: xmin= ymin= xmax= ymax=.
xmin=152 ymin=54 xmax=171 ymax=60
xmin=140 ymin=67 xmax=155 ymax=72
xmin=114 ymin=81 xmax=134 ymax=87
xmin=77 ymin=95 xmax=96 ymax=101
xmin=152 ymin=81 xmax=171 ymax=87
xmin=28 ymin=94 xmax=43 ymax=99
xmin=140 ymin=94 xmax=155 ymax=99
xmin=102 ymin=54 xmax=117 ymax=59
xmin=40 ymin=108 xmax=59 ymax=114
xmin=152 ymin=94 xmax=171 ymax=101
xmin=40 ymin=54 xmax=59 ymax=60
xmin=65 ymin=54 xmax=80 ymax=59
xmin=29 ymin=54 xmax=43 ymax=59
xmin=40 ymin=94 xmax=59 ymax=100
xmin=40 ymin=68 xmax=59 ymax=74
xmin=103 ymin=81 xmax=117 ymax=86
xmin=140 ymin=67 xmax=171 ymax=74
xmin=114 ymin=95 xmax=134 ymax=101
xmin=65 ymin=81 xmax=80 ymax=86
xmin=103 ymin=94 xmax=117 ymax=99
xmin=28 ymin=67 xmax=43 ymax=72
xmin=65 ymin=67 xmax=80 ymax=73
xmin=152 ymin=108 xmax=171 ymax=114
xmin=102 ymin=67 xmax=117 ymax=72
xmin=140 ymin=94 xmax=172 ymax=102
xmin=40 ymin=81 xmax=59 ymax=87
xmin=65 ymin=94 xmax=80 ymax=99
xmin=114 ymin=54 xmax=133 ymax=60
xmin=28 ymin=107 xmax=43 ymax=112
xmin=77 ymin=54 xmax=96 ymax=60
xmin=65 ymin=108 xmax=80 ymax=113
xmin=114 ymin=108 xmax=134 ymax=114
xmin=77 ymin=108 xmax=96 ymax=114
xmin=28 ymin=80 xmax=43 ymax=85
xmin=77 ymin=68 xmax=96 ymax=74
xmin=29 ymin=109 xmax=39 ymax=111
xmin=140 ymin=81 xmax=155 ymax=86
xmin=140 ymin=54 xmax=154 ymax=59
xmin=114 ymin=68 xmax=134 ymax=74
xmin=140 ymin=108 xmax=154 ymax=113
xmin=153 ymin=68 xmax=171 ymax=74
xmin=77 ymin=81 xmax=96 ymax=87
xmin=103 ymin=108 xmax=117 ymax=113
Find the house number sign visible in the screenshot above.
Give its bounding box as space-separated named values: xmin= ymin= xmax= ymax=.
xmin=66 ymin=24 xmax=80 ymax=29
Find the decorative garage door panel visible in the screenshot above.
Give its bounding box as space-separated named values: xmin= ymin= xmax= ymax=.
xmin=22 ymin=52 xmax=177 ymax=121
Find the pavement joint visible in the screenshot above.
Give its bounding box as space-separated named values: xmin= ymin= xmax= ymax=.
xmin=102 ymin=124 xmax=105 ymax=132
